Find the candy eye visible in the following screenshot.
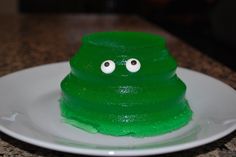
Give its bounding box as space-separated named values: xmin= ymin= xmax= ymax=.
xmin=126 ymin=58 xmax=141 ymax=73
xmin=101 ymin=60 xmax=116 ymax=74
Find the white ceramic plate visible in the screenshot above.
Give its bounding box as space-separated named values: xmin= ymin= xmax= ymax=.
xmin=0 ymin=62 xmax=236 ymax=156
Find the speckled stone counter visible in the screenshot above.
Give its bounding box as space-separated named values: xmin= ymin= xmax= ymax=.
xmin=0 ymin=14 xmax=235 ymax=157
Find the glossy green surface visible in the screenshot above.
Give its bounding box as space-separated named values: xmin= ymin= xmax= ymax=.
xmin=60 ymin=32 xmax=193 ymax=137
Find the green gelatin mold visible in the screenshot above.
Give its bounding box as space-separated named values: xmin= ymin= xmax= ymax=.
xmin=60 ymin=31 xmax=193 ymax=137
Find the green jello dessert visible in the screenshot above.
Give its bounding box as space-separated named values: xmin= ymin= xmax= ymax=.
xmin=60 ymin=31 xmax=193 ymax=137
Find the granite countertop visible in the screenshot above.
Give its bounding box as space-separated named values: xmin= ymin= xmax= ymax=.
xmin=0 ymin=14 xmax=235 ymax=157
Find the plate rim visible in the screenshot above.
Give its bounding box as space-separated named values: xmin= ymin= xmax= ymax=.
xmin=1 ymin=124 xmax=236 ymax=156
xmin=0 ymin=62 xmax=236 ymax=156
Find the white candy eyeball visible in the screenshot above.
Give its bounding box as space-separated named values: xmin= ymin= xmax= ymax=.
xmin=101 ymin=60 xmax=116 ymax=74
xmin=126 ymin=58 xmax=141 ymax=73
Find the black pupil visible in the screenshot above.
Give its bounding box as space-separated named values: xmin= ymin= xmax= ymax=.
xmin=131 ymin=60 xmax=137 ymax=65
xmin=104 ymin=62 xmax=110 ymax=67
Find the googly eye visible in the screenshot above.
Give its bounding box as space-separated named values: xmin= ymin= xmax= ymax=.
xmin=126 ymin=58 xmax=141 ymax=73
xmin=101 ymin=60 xmax=116 ymax=74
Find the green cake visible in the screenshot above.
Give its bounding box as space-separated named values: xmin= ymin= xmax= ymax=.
xmin=60 ymin=31 xmax=193 ymax=137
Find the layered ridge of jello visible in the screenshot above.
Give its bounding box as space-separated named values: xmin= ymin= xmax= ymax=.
xmin=60 ymin=32 xmax=192 ymax=137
